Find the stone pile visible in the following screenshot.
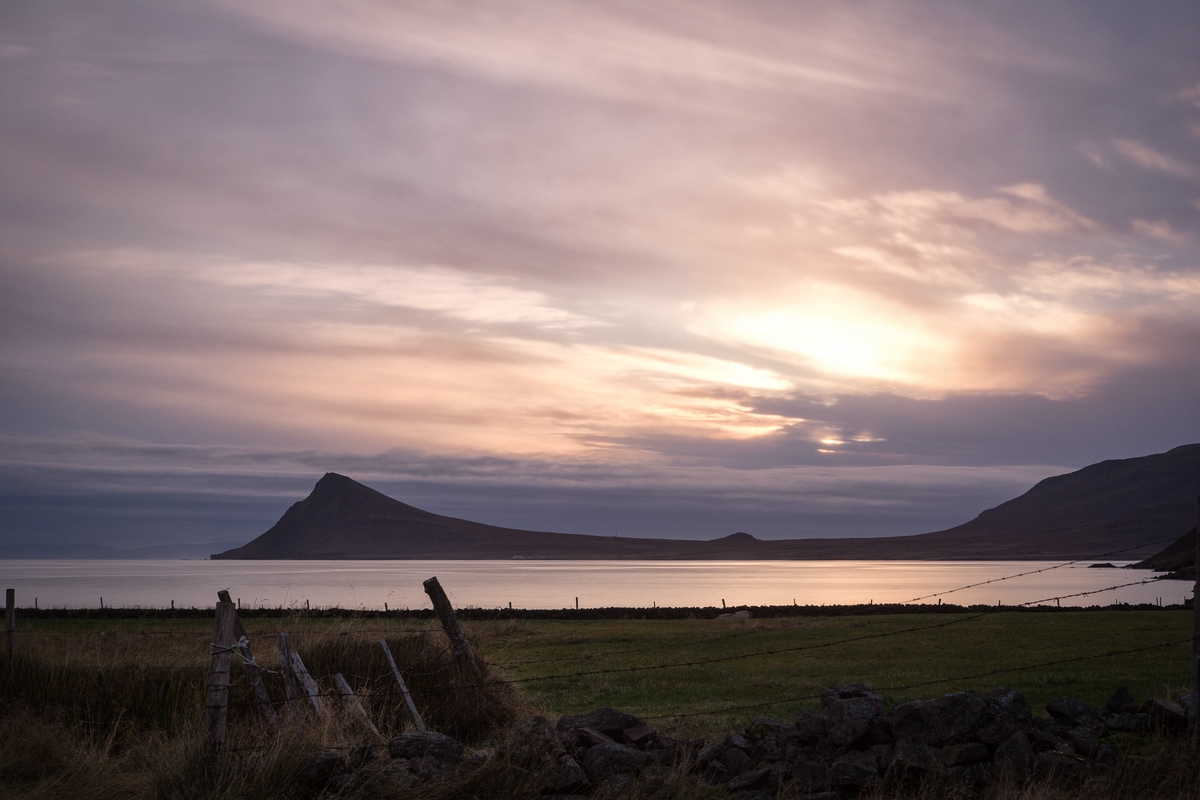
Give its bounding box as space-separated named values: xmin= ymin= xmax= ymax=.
xmin=296 ymin=684 xmax=1188 ymax=797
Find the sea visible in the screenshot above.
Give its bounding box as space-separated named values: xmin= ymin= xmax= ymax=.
xmin=0 ymin=559 xmax=1189 ymax=610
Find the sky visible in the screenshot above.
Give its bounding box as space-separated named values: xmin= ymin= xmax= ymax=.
xmin=2 ymin=0 xmax=1199 ymax=550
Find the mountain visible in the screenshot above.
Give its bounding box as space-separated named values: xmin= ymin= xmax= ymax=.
xmin=1132 ymin=525 xmax=1198 ymax=577
xmin=212 ymin=444 xmax=1200 ymax=561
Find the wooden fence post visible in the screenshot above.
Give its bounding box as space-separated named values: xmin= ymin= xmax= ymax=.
xmin=1191 ymin=496 xmax=1199 ymax=733
xmin=289 ymin=649 xmax=325 ymax=716
xmin=216 ymin=590 xmax=275 ymax=722
xmin=333 ymin=673 xmax=384 ymax=741
xmin=423 ymin=577 xmax=485 ymax=683
xmin=206 ymin=600 xmax=237 ymax=753
xmin=6 ymin=589 xmax=14 ymax=663
xmin=381 ymin=639 xmax=426 ymax=732
xmin=277 ymin=632 xmax=303 ymax=715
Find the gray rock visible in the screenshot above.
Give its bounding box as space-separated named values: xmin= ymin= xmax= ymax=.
xmin=1104 ymin=685 xmax=1139 ymax=715
xmin=986 ymin=686 xmax=1033 ymax=721
xmin=941 ymin=742 xmax=989 ymax=766
xmin=508 ymin=716 xmax=566 ymax=762
xmin=583 ymin=743 xmax=651 ymax=782
xmin=694 ymin=740 xmax=724 ymax=767
xmin=1095 ymin=743 xmax=1119 ymax=770
xmin=388 ymin=732 xmax=463 ymax=764
xmin=1105 ymin=712 xmax=1149 ymax=734
xmin=821 ymin=683 xmax=883 ymax=708
xmin=830 ymin=746 xmax=887 ymax=787
xmin=719 ymin=746 xmax=754 ymax=777
xmin=891 ymin=693 xmax=988 ymax=746
xmin=1046 ymin=697 xmax=1091 ymax=720
xmin=823 ymin=696 xmax=884 ymax=745
xmin=888 ymin=739 xmax=939 ymax=777
xmin=545 ymin=754 xmax=589 ymax=791
xmin=1147 ymin=698 xmax=1187 ymax=735
xmin=1064 ymin=725 xmax=1101 ymax=758
xmin=726 ymin=767 xmax=771 ymax=791
xmin=558 ymin=709 xmax=641 ymax=739
xmin=790 ymin=756 xmax=829 ymax=789
xmin=993 ymin=731 xmax=1033 ymax=785
xmin=746 ymin=717 xmax=793 ymax=741
xmin=977 ymin=712 xmax=1020 ymax=746
xmin=728 ymin=733 xmax=753 ymax=752
xmin=794 ymin=709 xmax=827 ymax=743
xmin=945 ymin=762 xmax=993 ymax=788
xmin=296 ymin=750 xmax=349 ymax=788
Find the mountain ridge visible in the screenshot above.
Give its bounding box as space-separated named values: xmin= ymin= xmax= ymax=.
xmin=212 ymin=444 xmax=1200 ymax=561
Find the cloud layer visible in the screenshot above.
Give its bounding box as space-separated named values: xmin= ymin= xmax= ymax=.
xmin=1 ymin=1 xmax=1198 ymax=546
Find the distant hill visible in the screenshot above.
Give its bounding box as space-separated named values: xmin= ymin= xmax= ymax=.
xmin=212 ymin=444 xmax=1200 ymax=561
xmin=1132 ymin=524 xmax=1198 ymax=578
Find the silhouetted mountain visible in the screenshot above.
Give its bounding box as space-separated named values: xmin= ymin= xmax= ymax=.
xmin=212 ymin=444 xmax=1200 ymax=561
xmin=1133 ymin=525 xmax=1198 ymax=578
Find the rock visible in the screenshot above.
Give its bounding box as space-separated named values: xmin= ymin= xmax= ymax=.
xmin=1034 ymin=750 xmax=1087 ymax=779
xmin=986 ymin=686 xmax=1033 ymax=721
xmin=558 ymin=709 xmax=641 ymax=740
xmin=388 ymin=732 xmax=463 ymax=764
xmin=508 ymin=717 xmax=566 ymax=763
xmin=545 ymin=754 xmax=589 ymax=792
xmin=1105 ymin=712 xmax=1149 ymax=734
xmin=1064 ymin=725 xmax=1101 ymax=758
xmin=790 ymin=756 xmax=829 ymax=789
xmin=829 ymin=746 xmax=887 ymax=787
xmin=941 ymin=742 xmax=989 ymax=766
xmin=1046 ymin=697 xmax=1091 ymax=720
xmin=296 ymin=750 xmax=349 ymax=788
xmin=865 ymin=716 xmax=894 ymax=746
xmin=977 ymin=712 xmax=1020 ymax=746
xmin=993 ymin=731 xmax=1033 ymax=785
xmin=1095 ymin=743 xmax=1119 ymax=770
xmin=945 ymin=762 xmax=993 ymax=788
xmin=726 ymin=767 xmax=771 ymax=791
xmin=823 ymin=696 xmax=884 ymax=745
xmin=728 ymin=733 xmax=753 ymax=751
xmin=794 ymin=709 xmax=827 ymax=743
xmin=579 ymin=727 xmax=617 ymax=747
xmin=746 ymin=717 xmax=793 ymax=741
xmin=1147 ymin=698 xmax=1187 ymax=735
xmin=821 ymin=683 xmax=884 ymax=708
xmin=1026 ymin=728 xmax=1063 ymax=753
xmin=718 ymin=746 xmax=754 ymax=778
xmin=583 ymin=743 xmax=652 ymax=782
xmin=621 ymin=722 xmax=656 ymax=747
xmin=694 ymin=740 xmax=724 ymax=767
xmin=888 ymin=739 xmax=939 ymax=777
xmin=892 ymin=693 xmax=988 ymax=746
xmin=1104 ymin=685 xmax=1139 ymax=715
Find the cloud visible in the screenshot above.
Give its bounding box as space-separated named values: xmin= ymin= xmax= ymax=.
xmin=1110 ymin=138 xmax=1195 ymax=178
xmin=1133 ymin=219 xmax=1189 ymax=243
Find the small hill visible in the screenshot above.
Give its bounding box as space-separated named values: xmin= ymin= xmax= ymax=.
xmin=213 ymin=444 xmax=1200 ymax=561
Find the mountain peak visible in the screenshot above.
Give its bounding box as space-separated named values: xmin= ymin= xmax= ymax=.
xmin=714 ymin=531 xmax=759 ymax=543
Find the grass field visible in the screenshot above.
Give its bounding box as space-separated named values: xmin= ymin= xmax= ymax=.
xmin=1 ymin=609 xmax=1194 ymax=799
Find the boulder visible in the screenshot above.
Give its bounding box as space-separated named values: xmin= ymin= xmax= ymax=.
xmin=1146 ymin=698 xmax=1187 ymax=736
xmin=986 ymin=687 xmax=1033 ymax=722
xmin=790 ymin=755 xmax=829 ymax=790
xmin=388 ymin=732 xmax=463 ymax=765
xmin=621 ymin=721 xmax=656 ymax=747
xmin=703 ymin=760 xmax=728 ymax=785
xmin=1063 ymin=725 xmax=1101 ymax=758
xmin=694 ymin=740 xmax=724 ymax=767
xmin=976 ymin=712 xmax=1021 ymax=747
xmin=829 ymin=746 xmax=888 ymax=787
xmin=728 ymin=733 xmax=753 ymax=752
xmin=726 ymin=767 xmax=772 ymax=791
xmin=794 ymin=709 xmax=827 ymax=743
xmin=1046 ymin=697 xmax=1091 ymax=721
xmin=545 ymin=753 xmax=589 ymax=792
xmin=296 ymin=750 xmax=349 ymax=788
xmin=1105 ymin=712 xmax=1149 ymax=734
xmin=823 ymin=696 xmax=884 ymax=745
xmin=941 ymin=742 xmax=989 ymax=766
xmin=892 ymin=693 xmax=988 ymax=746
xmin=582 ymin=743 xmax=652 ymax=782
xmin=993 ymin=731 xmax=1033 ymax=785
xmin=558 ymin=709 xmax=641 ymax=740
xmin=888 ymin=739 xmax=939 ymax=777
xmin=746 ymin=717 xmax=793 ymax=742
xmin=718 ymin=745 xmax=754 ymax=777
xmin=1104 ymin=685 xmax=1139 ymax=715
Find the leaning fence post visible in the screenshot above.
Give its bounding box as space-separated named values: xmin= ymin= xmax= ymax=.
xmin=216 ymin=590 xmax=275 ymax=723
xmin=6 ymin=589 xmax=14 ymax=663
xmin=276 ymin=632 xmax=303 ymax=715
xmin=206 ymin=600 xmax=237 ymax=753
xmin=290 ymin=649 xmax=325 ymax=716
xmin=381 ymin=638 xmax=426 ymax=732
xmin=333 ymin=672 xmax=384 ymax=741
xmin=423 ymin=577 xmax=485 ymax=683
xmin=1191 ymin=497 xmax=1199 ymax=734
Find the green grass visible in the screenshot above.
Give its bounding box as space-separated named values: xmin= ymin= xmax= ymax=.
xmin=468 ymin=611 xmax=1192 ymax=732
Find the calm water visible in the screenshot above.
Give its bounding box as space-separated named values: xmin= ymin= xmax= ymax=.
xmin=0 ymin=560 xmax=1188 ymax=609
